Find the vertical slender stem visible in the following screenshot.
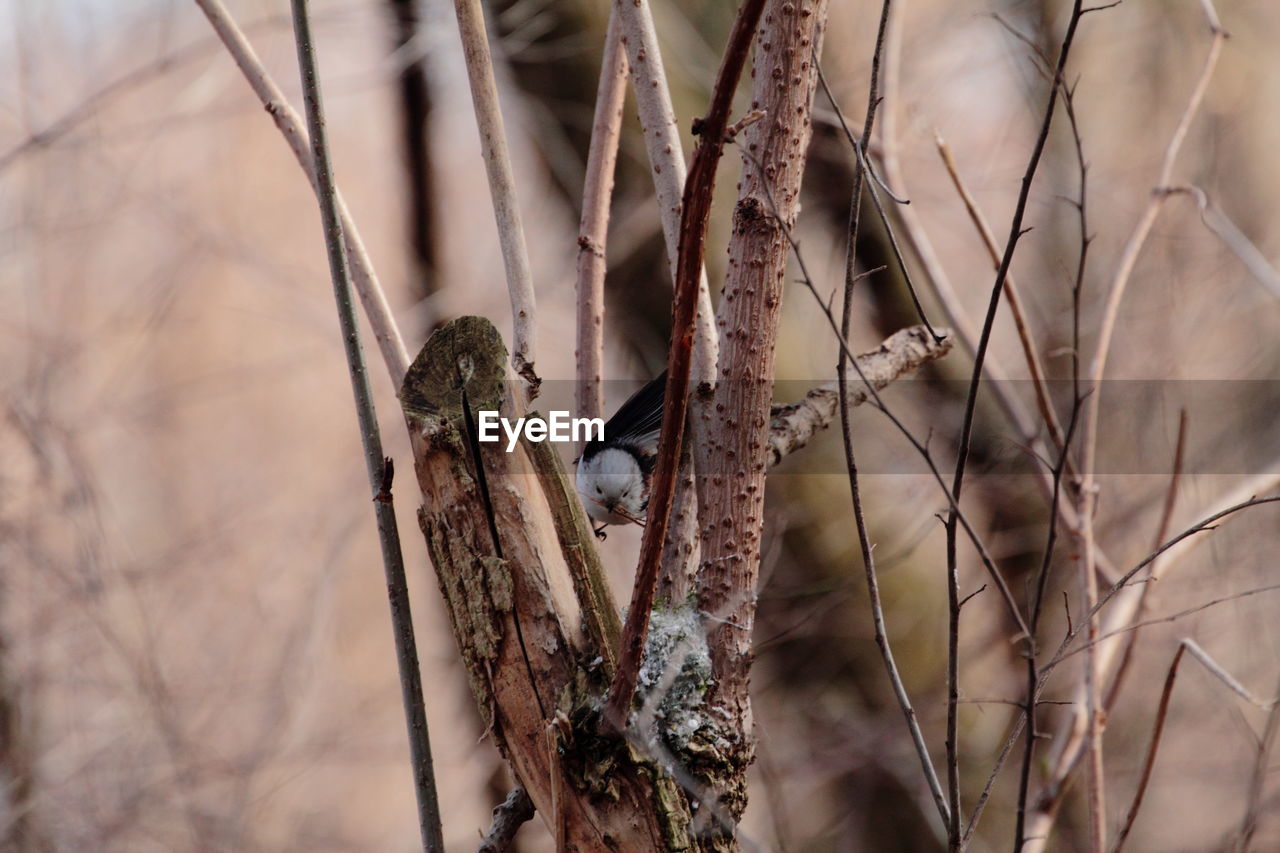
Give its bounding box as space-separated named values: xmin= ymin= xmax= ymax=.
xmin=611 ymin=0 xmax=718 ymax=472
xmin=1236 ymin=677 xmax=1280 ymax=852
xmin=1073 ymin=9 xmax=1225 ymax=849
xmin=450 ymin=0 xmax=539 ymax=387
xmin=575 ymin=11 xmax=628 ymax=427
xmin=938 ymin=2 xmax=1085 ymax=847
xmin=1111 ymin=645 xmax=1186 ymax=853
xmin=192 ymin=0 xmax=411 ymax=386
xmin=834 ymin=0 xmax=954 ymax=837
xmin=288 ymin=3 xmax=444 ymax=849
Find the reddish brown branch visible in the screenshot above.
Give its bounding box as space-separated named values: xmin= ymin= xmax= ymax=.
xmin=604 ymin=0 xmax=769 ymax=729
xmin=1111 ymin=644 xmax=1186 ymax=853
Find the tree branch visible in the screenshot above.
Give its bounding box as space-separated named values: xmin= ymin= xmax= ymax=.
xmin=605 ymin=0 xmax=769 ymax=735
xmin=450 ymin=0 xmax=539 ymax=388
xmin=191 ymin=0 xmax=410 ymax=385
xmin=477 ymin=787 xmax=535 ymax=853
xmin=611 ymin=0 xmax=719 ymax=390
xmin=574 ymin=11 xmax=628 ymax=426
xmin=287 ymin=2 xmax=443 ymax=848
xmin=766 ymin=325 xmax=952 ymax=467
xmin=694 ymin=0 xmax=830 ymax=838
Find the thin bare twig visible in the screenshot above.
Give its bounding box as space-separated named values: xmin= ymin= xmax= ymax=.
xmin=1021 ymin=476 xmax=1280 ymax=852
xmin=450 ymin=0 xmax=539 ymax=387
xmin=287 ymin=2 xmax=443 ymax=848
xmin=749 ymin=120 xmax=1050 ymax=834
xmin=611 ymin=0 xmax=718 ymax=403
xmin=193 ymin=0 xmax=410 ymax=385
xmin=1115 ymin=638 xmax=1276 ymax=853
xmin=757 ymin=148 xmax=1022 ymax=635
xmin=1057 ymin=4 xmax=1225 ymax=846
xmin=574 ymin=12 xmax=628 ymax=426
xmin=934 ymin=134 xmax=1066 ymax=455
xmin=1110 ymin=643 xmax=1186 ymax=853
xmin=1013 ymin=399 xmax=1083 ymax=852
xmin=1236 ymin=675 xmax=1280 ymax=852
xmin=880 ymin=1 xmax=1125 ymax=593
xmin=830 ymin=1 xmax=952 ymax=833
xmin=1071 ymin=583 xmax=1280 ymax=654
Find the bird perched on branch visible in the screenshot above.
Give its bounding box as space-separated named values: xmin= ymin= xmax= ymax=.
xmin=575 ymin=371 xmax=666 ymax=538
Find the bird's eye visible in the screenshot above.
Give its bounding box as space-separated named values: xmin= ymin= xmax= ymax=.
xmin=595 ymin=486 xmax=602 ymax=494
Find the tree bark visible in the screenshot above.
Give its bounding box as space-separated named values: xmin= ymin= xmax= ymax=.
xmin=694 ymin=0 xmax=829 ymax=840
xmin=400 ymin=317 xmax=696 ymax=851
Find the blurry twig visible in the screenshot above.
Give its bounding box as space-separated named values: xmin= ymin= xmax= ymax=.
xmin=477 ymin=787 xmax=534 ymax=853
xmin=1163 ymin=185 xmax=1280 ymax=299
xmin=1236 ymin=676 xmax=1280 ymax=852
xmin=574 ymin=10 xmax=628 ymax=426
xmin=934 ymin=134 xmax=1066 ymax=456
xmin=1114 ymin=640 xmax=1276 ymax=853
xmin=1103 ymin=411 xmax=1188 ymax=715
xmin=192 ymin=0 xmax=411 ymax=385
xmin=1074 ymin=5 xmax=1225 ymax=848
xmin=1109 ymin=642 xmax=1184 ymax=853
xmin=876 ymin=3 xmax=1037 ymax=443
xmin=288 ymin=2 xmax=444 ymax=849
xmin=827 ymin=0 xmax=953 ymax=836
xmin=0 ymin=15 xmax=283 ymax=175
xmin=450 ymin=0 xmax=539 ymax=389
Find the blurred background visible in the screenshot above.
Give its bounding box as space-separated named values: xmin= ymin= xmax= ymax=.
xmin=1 ymin=0 xmax=1277 ymax=849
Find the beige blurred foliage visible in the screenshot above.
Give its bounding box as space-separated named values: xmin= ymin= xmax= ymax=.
xmin=1 ymin=0 xmax=1278 ymax=850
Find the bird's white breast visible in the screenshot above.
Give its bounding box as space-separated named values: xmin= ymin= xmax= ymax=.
xmin=576 ymin=447 xmax=647 ymax=525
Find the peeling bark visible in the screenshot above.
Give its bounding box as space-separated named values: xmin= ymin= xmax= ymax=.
xmin=400 ymin=317 xmax=697 ymax=851
xmin=767 ymin=325 xmax=952 ymax=467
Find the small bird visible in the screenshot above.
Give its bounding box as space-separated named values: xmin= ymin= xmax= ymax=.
xmin=575 ymin=371 xmax=667 ymax=538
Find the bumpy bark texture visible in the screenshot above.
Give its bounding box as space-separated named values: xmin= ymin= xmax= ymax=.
xmin=693 ymin=0 xmax=830 ymax=841
xmin=401 ymin=317 xmax=695 ymax=851
xmin=767 ymin=325 xmax=953 ymax=466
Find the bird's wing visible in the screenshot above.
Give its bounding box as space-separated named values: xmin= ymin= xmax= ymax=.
xmin=587 ymin=370 xmax=666 ymax=456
